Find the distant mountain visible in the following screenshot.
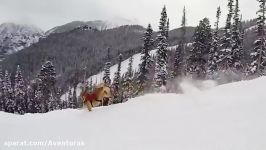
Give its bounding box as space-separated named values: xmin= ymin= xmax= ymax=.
xmin=1 ymin=25 xmax=146 ymax=87
xmin=0 ymin=23 xmax=44 ymax=61
xmin=45 ymin=20 xmax=108 ymax=35
xmin=45 ymin=19 xmax=137 ymax=35
xmin=1 ymin=24 xmax=197 ymax=94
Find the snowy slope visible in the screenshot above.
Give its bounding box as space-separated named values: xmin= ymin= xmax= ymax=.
xmin=60 ymin=45 xmax=177 ymax=100
xmin=0 ymin=23 xmax=44 ymax=61
xmin=245 ymin=25 xmax=257 ymax=32
xmin=1 ymin=77 xmax=266 ymax=150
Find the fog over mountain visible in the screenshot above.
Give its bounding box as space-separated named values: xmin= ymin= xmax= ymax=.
xmin=0 ymin=0 xmax=257 ymax=31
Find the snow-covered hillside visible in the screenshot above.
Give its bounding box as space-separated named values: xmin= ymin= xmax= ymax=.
xmin=61 ymin=45 xmax=177 ymax=100
xmin=0 ymin=23 xmax=44 ymax=61
xmin=46 ymin=19 xmax=137 ymax=35
xmin=1 ymin=77 xmax=266 ymax=150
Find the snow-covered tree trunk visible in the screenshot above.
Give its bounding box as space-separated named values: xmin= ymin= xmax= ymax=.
xmin=14 ymin=65 xmax=26 ymax=115
xmin=112 ymin=54 xmax=123 ymax=103
xmin=68 ymin=88 xmax=75 ymax=108
xmin=103 ymin=48 xmax=111 ymax=86
xmin=4 ymin=70 xmax=15 ymax=113
xmin=0 ymin=67 xmax=5 ymax=111
xmin=172 ymin=6 xmax=186 ymax=78
xmin=123 ymin=56 xmax=134 ymax=101
xmin=33 ymin=87 xmax=43 ymax=113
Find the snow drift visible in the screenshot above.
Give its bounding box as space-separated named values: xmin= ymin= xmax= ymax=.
xmin=1 ymin=77 xmax=266 ymax=150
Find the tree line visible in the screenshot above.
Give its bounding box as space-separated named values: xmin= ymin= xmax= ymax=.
xmin=0 ymin=61 xmax=81 ymax=115
xmin=103 ymin=0 xmax=266 ymax=101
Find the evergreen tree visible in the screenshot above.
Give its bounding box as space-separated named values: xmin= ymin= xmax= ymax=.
xmin=47 ymin=93 xmax=55 ymax=111
xmin=112 ymin=54 xmax=123 ymax=103
xmin=89 ymin=78 xmax=93 ymax=92
xmin=239 ymin=15 xmax=245 ymax=68
xmin=37 ymin=61 xmax=56 ymax=112
xmin=154 ymin=6 xmax=168 ymax=91
xmin=187 ymin=18 xmax=212 ymax=79
xmin=103 ymin=48 xmax=111 ymax=86
xmin=4 ymin=70 xmax=15 ymax=113
xmin=26 ymin=85 xmax=34 ymax=113
xmin=231 ymin=0 xmax=243 ymax=70
xmin=220 ymin=0 xmax=234 ymax=70
xmin=138 ymin=24 xmax=153 ymax=93
xmin=14 ymin=65 xmax=26 ymax=114
xmin=248 ymin=0 xmax=266 ymax=75
xmin=123 ymin=56 xmax=134 ymax=100
xmin=73 ymin=86 xmax=77 ymax=108
xmin=0 ymin=67 xmax=4 ymax=111
xmin=68 ymin=88 xmax=75 ymax=108
xmin=208 ymin=6 xmax=221 ymax=76
xmin=33 ymin=87 xmax=43 ymax=113
xmin=166 ymin=18 xmax=170 ymax=40
xmin=173 ymin=6 xmax=187 ymax=78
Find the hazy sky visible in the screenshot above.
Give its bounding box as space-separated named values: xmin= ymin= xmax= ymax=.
xmin=0 ymin=0 xmax=258 ymax=31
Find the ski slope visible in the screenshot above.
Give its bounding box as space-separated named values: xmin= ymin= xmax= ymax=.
xmin=2 ymin=77 xmax=266 ymax=150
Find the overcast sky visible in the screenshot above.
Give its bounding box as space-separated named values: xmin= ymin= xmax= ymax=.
xmin=0 ymin=0 xmax=258 ymax=31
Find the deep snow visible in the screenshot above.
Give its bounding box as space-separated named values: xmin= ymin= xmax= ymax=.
xmin=2 ymin=77 xmax=266 ymax=150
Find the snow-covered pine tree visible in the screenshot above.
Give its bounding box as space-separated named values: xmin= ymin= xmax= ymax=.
xmin=0 ymin=67 xmax=4 ymax=111
xmin=54 ymin=88 xmax=63 ymax=110
xmin=220 ymin=0 xmax=234 ymax=70
xmin=89 ymin=78 xmax=93 ymax=92
xmin=37 ymin=61 xmax=56 ymax=112
xmin=138 ymin=24 xmax=153 ymax=94
xmin=103 ymin=48 xmax=111 ymax=86
xmin=248 ymin=0 xmax=266 ymax=75
xmin=14 ymin=65 xmax=26 ymax=115
xmin=72 ymin=86 xmax=77 ymax=108
xmin=231 ymin=0 xmax=243 ymax=71
xmin=4 ymin=70 xmax=15 ymax=113
xmin=166 ymin=18 xmax=170 ymax=40
xmin=208 ymin=6 xmax=221 ymax=77
xmin=47 ymin=93 xmax=55 ymax=111
xmin=68 ymin=88 xmax=75 ymax=108
xmin=239 ymin=15 xmax=245 ymax=69
xmin=123 ymin=55 xmax=134 ymax=100
xmin=33 ymin=87 xmax=43 ymax=113
xmin=127 ymin=56 xmax=133 ymax=79
xmin=26 ymin=85 xmax=34 ymax=113
xmin=173 ymin=6 xmax=187 ymax=78
xmin=187 ymin=18 xmax=212 ymax=79
xmin=112 ymin=53 xmax=123 ymax=103
xmin=154 ymin=5 xmax=168 ymax=91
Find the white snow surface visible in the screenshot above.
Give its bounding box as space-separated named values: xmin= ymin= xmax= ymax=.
xmin=2 ymin=77 xmax=266 ymax=150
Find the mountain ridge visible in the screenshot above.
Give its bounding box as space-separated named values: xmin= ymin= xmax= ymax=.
xmin=0 ymin=23 xmax=44 ymax=61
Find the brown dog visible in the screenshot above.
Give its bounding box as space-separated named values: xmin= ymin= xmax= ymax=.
xmin=80 ymin=83 xmax=112 ymax=111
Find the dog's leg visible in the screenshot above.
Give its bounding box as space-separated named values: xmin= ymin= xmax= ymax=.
xmin=86 ymin=101 xmax=92 ymax=111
